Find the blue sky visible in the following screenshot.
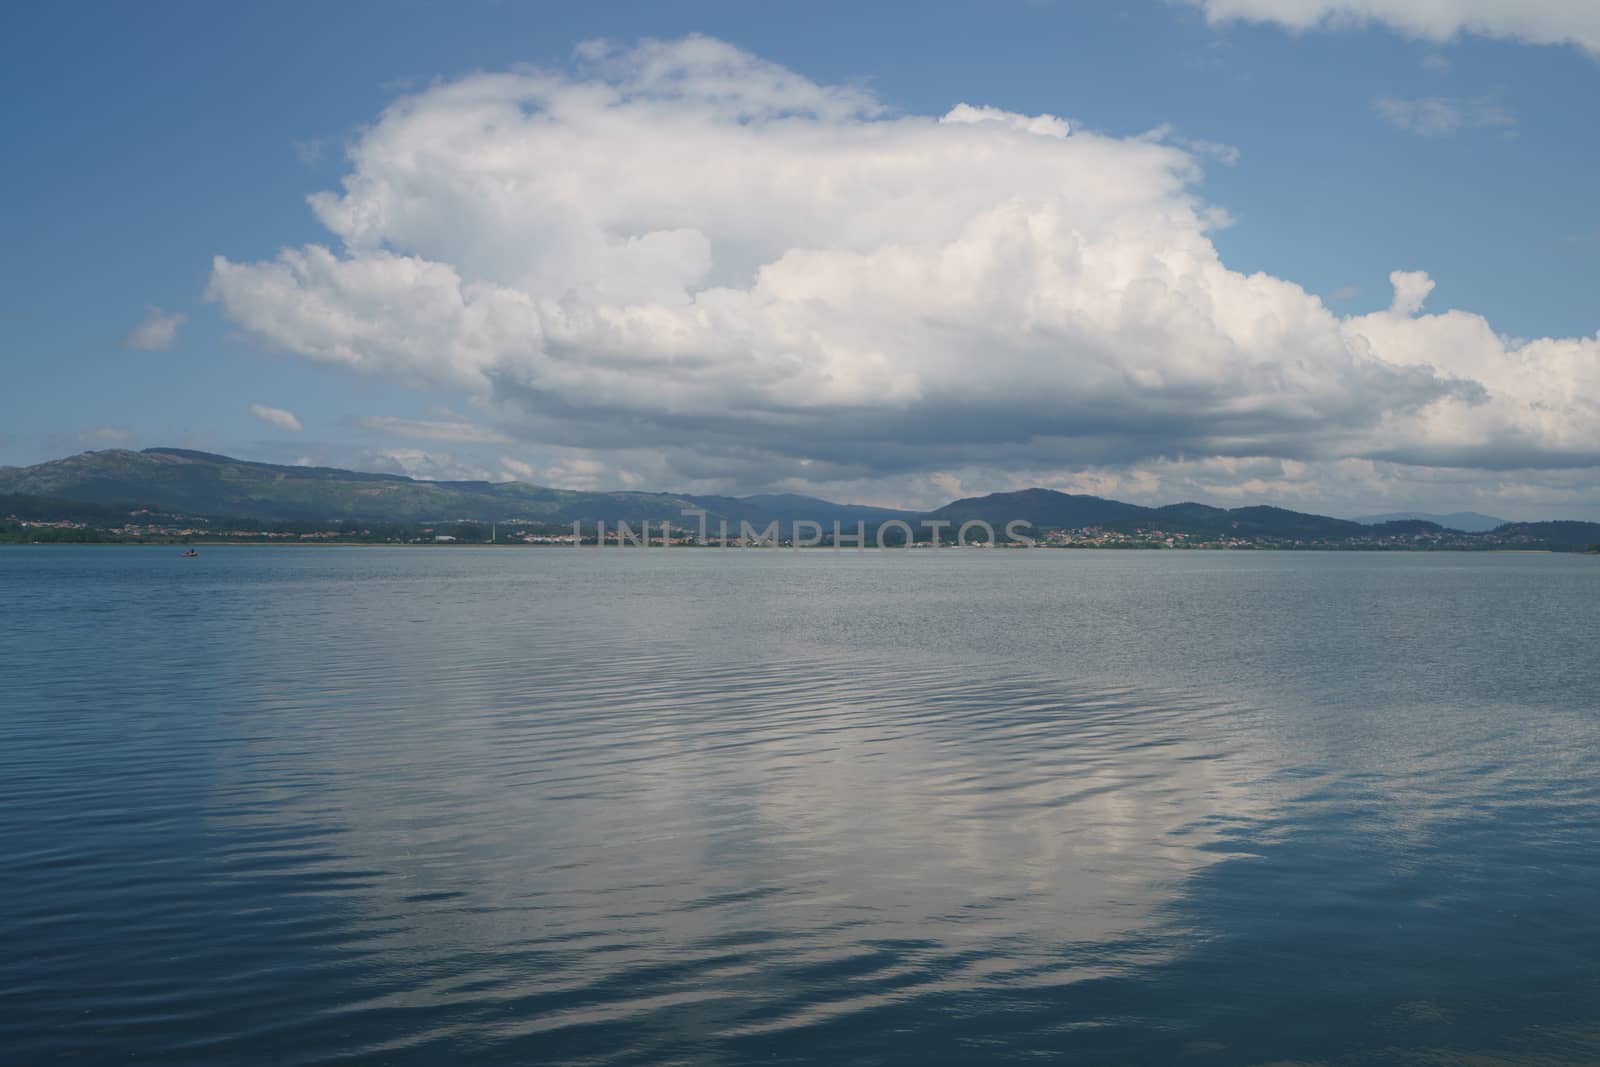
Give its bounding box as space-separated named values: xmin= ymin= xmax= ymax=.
xmin=3 ymin=1 xmax=1598 ymax=517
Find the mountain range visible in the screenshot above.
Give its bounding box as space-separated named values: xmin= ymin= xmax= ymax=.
xmin=2 ymin=447 xmax=1598 ymax=550
xmin=1352 ymin=511 xmax=1510 ymax=533
xmin=0 ymin=448 xmax=909 ymax=531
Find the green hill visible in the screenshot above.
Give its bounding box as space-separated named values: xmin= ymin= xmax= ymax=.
xmin=0 ymin=448 xmax=912 ymax=531
xmin=928 ymin=488 xmax=1149 ymax=528
xmin=4 ymin=448 xmax=1597 ymax=549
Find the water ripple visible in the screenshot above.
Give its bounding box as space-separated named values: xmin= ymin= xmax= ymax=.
xmin=4 ymin=547 xmax=1600 ymax=1064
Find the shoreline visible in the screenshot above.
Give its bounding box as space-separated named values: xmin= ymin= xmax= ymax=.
xmin=0 ymin=541 xmax=1571 ymax=554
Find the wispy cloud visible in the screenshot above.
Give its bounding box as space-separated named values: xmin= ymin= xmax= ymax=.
xmin=1373 ymin=96 xmax=1514 ymax=137
xmin=121 ymin=306 xmax=187 ymax=351
xmin=1421 ymin=53 xmax=1451 ymax=73
xmin=1173 ymin=135 xmax=1240 ymax=165
xmin=78 ymin=426 xmax=131 ymax=446
xmin=1184 ymin=1 xmax=1600 ymax=56
xmin=355 ymin=415 xmax=512 ymax=443
xmin=500 ymin=457 xmax=536 ymax=481
xmin=293 ymin=137 xmax=329 ymax=165
xmin=1140 ymin=123 xmax=1241 ymax=165
xmin=249 ymin=404 xmax=304 ymax=432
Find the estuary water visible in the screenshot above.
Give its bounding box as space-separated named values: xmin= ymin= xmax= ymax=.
xmin=2 ymin=546 xmax=1598 ymax=1065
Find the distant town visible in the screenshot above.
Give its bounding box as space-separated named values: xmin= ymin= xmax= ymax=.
xmin=6 ymin=511 xmax=1595 ymax=552
xmin=4 ymin=448 xmax=1598 ymax=552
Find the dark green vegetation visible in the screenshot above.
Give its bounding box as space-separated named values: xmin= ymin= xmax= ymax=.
xmin=3 ymin=448 xmax=1599 ymax=550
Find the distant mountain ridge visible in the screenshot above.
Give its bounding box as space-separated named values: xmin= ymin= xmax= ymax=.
xmin=927 ymin=490 xmax=1482 ymax=542
xmin=3 ymin=448 xmax=1598 ymax=550
xmin=1353 ymin=511 xmax=1510 ymax=533
xmin=928 ymin=488 xmax=1148 ymax=529
xmin=0 ymin=448 xmax=913 ymax=532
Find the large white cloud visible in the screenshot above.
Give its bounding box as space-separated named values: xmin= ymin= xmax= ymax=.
xmin=1184 ymin=0 xmax=1600 ymax=55
xmin=209 ymin=35 xmax=1600 ymax=500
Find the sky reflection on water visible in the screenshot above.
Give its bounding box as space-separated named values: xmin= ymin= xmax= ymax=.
xmin=3 ymin=547 xmax=1598 ymax=1064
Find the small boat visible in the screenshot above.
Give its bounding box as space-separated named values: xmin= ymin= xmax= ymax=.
xmin=181 ymin=549 xmax=199 ymax=558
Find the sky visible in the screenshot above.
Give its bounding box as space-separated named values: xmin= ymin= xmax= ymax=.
xmin=3 ymin=0 xmax=1598 ymax=519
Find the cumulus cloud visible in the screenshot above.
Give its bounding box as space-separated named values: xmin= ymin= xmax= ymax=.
xmin=280 ymin=446 xmax=500 ymax=482
xmin=207 ymin=36 xmax=1600 ymax=502
xmin=249 ymin=404 xmax=304 ymax=432
xmin=364 ymin=448 xmax=499 ymax=482
xmin=1387 ymin=270 xmax=1435 ymax=315
xmin=942 ymin=102 xmax=1071 ymax=138
xmin=1183 ymin=0 xmax=1600 ymax=55
xmin=121 ymin=306 xmax=187 ymax=351
xmin=1031 ymin=454 xmax=1600 ymax=521
xmin=1373 ymin=96 xmax=1514 ymax=136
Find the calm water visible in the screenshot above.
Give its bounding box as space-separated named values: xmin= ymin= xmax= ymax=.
xmin=3 ymin=547 xmax=1598 ymax=1065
